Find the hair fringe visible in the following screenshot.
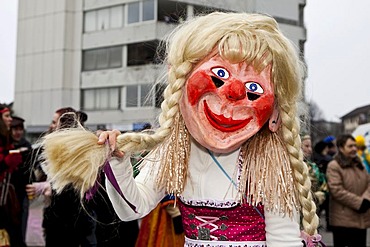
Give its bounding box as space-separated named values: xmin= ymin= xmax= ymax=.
xmin=41 ymin=128 xmax=110 ymax=198
xmin=240 ymin=127 xmax=299 ymax=216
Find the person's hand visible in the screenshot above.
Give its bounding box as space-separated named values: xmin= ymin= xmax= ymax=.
xmin=26 ymin=182 xmax=52 ymax=198
xmin=26 ymin=183 xmax=37 ymax=199
xmin=358 ymin=199 xmax=370 ymax=213
xmin=97 ymin=129 xmax=124 ymax=158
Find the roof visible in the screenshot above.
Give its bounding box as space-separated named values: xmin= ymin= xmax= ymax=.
xmin=341 ymin=104 xmax=370 ymax=119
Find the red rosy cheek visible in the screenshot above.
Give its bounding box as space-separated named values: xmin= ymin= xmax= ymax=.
xmin=254 ymin=97 xmax=274 ymax=126
xmin=187 ymin=72 xmax=215 ymax=105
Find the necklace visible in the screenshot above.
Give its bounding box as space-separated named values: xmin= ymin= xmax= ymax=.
xmin=206 ymin=148 xmax=264 ymax=219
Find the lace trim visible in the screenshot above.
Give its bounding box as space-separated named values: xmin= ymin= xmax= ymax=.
xmin=184 ymin=237 xmax=267 ymax=247
xmin=179 ymin=196 xmax=239 ymax=208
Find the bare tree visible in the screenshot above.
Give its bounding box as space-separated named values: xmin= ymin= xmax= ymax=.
xmin=309 ymin=101 xmax=325 ymax=121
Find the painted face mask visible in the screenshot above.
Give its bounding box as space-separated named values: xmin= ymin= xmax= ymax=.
xmin=180 ymin=55 xmax=275 ymax=153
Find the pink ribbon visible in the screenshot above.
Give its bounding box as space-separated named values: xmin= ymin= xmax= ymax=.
xmin=301 ymin=231 xmax=326 ymax=247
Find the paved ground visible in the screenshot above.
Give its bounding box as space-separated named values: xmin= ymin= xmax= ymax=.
xmin=26 ymin=206 xmax=369 ymax=247
xmin=319 ymin=213 xmax=370 ymax=247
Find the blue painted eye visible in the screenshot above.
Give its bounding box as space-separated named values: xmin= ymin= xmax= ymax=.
xmin=211 ymin=67 xmax=229 ymax=79
xmin=245 ymin=82 xmax=264 ymax=94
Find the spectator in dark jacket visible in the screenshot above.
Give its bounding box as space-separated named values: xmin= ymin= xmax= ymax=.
xmin=313 ymin=140 xmax=333 ymax=231
xmin=313 ymin=140 xmax=332 ymax=174
xmin=10 ymin=116 xmax=33 ymax=244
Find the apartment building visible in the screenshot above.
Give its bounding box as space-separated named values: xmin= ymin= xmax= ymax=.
xmin=13 ymin=0 xmax=306 ymax=138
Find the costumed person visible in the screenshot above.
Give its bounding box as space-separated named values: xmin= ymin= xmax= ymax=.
xmin=39 ymin=12 xmax=323 ymax=246
xmin=0 ymin=105 xmax=24 ymax=247
xmin=355 ymin=135 xmax=370 ymax=173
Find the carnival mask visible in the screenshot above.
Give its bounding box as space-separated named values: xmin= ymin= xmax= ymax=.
xmin=179 ymin=55 xmax=277 ymax=153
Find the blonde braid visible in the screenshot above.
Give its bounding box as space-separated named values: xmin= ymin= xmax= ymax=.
xmin=280 ymin=106 xmax=319 ymax=235
xmin=115 ymin=61 xmax=193 ymax=154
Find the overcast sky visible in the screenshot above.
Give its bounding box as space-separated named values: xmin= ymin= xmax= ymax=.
xmin=0 ymin=1 xmax=17 ymax=106
xmin=304 ymin=0 xmax=370 ymax=122
xmin=1 ymin=1 xmax=370 ymax=122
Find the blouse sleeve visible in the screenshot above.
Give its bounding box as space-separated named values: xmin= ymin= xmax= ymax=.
xmin=105 ymin=155 xmax=165 ymax=221
xmin=265 ymin=209 xmax=303 ymax=247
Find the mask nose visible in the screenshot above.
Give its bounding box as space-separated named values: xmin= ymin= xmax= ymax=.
xmin=225 ymin=80 xmax=246 ymax=101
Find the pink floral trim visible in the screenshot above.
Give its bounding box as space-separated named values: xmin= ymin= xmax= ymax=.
xmin=301 ymin=231 xmax=326 ymax=247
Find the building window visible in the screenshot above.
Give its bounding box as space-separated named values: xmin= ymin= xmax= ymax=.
xmin=127 ymin=40 xmax=159 ymax=66
xmin=84 ymin=11 xmax=96 ymax=32
xmin=83 ymin=46 xmax=122 ymax=71
xmin=158 ymin=0 xmax=186 ymax=24
xmin=126 ymin=84 xmax=154 ymax=108
xmin=84 ymin=5 xmax=124 ymax=32
xmin=299 ymin=4 xmax=305 ymax=27
xmin=82 ymin=87 xmax=121 ymax=110
xmin=110 ymin=5 xmax=124 ymax=28
xmin=127 ymin=0 xmax=155 ymax=24
xmin=128 ymin=2 xmax=140 ymax=24
xmin=143 ymin=0 xmax=155 ymax=21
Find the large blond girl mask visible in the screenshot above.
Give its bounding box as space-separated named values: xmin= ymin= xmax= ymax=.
xmin=180 ymin=54 xmax=276 ymax=153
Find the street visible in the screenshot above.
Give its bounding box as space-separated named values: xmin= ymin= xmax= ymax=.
xmin=319 ymin=213 xmax=370 ymax=247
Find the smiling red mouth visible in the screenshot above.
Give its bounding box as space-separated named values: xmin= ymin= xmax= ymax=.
xmin=204 ymin=101 xmax=251 ymax=132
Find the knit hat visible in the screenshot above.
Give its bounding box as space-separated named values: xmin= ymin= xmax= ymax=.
xmin=11 ymin=116 xmax=25 ymax=129
xmin=323 ymin=135 xmax=335 ymax=143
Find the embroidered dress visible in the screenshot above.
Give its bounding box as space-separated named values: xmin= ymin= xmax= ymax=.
xmin=179 ymin=199 xmax=265 ymax=242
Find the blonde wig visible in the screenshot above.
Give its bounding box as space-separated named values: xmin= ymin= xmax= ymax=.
xmin=42 ymin=12 xmax=318 ymax=236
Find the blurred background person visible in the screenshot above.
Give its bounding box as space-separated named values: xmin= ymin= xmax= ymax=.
xmin=313 ymin=140 xmax=332 ymax=175
xmin=313 ymin=139 xmax=333 ymax=231
xmin=323 ymin=135 xmax=337 ymax=158
xmin=77 ymin=110 xmax=88 ymax=128
xmin=355 ymin=135 xmax=370 ymax=173
xmin=301 ymin=135 xmax=328 ymax=212
xmin=10 ymin=116 xmax=33 ymax=245
xmin=10 ymin=116 xmax=31 ymax=150
xmin=326 ymin=134 xmax=370 ymax=247
xmin=0 ymin=105 xmax=25 ymax=247
xmin=26 ymin=107 xmax=97 ymax=247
